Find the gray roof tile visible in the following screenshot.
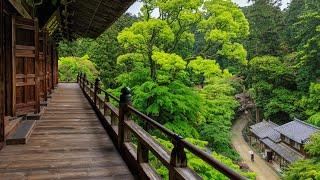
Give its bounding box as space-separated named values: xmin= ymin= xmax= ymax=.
xmin=274 ymin=118 xmax=320 ymax=144
xmin=250 ymin=121 xmax=281 ymax=143
xmin=261 ymin=138 xmax=303 ymax=163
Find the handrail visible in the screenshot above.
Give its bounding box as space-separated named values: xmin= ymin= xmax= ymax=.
xmin=182 ymin=140 xmax=246 ymax=179
xmin=128 ymin=105 xmax=181 ymax=140
xmin=77 ymin=72 xmax=247 ymax=180
xmin=100 ymin=88 xmax=120 ymax=102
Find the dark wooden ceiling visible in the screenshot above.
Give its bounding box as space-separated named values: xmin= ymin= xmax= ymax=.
xmin=34 ymin=0 xmax=135 ymax=40
xmin=61 ymin=0 xmax=135 ymax=39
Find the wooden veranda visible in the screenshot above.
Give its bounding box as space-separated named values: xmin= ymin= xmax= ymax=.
xmin=0 ymin=0 xmax=247 ymax=179
xmin=0 ymin=83 xmax=133 ymax=179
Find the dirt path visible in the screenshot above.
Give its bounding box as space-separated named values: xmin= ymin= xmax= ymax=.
xmin=231 ymin=114 xmax=280 ymax=180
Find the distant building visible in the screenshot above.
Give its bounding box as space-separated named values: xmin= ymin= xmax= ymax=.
xmin=249 ymin=118 xmax=319 ymax=169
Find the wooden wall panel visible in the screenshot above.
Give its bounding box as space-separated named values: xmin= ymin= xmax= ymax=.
xmin=0 ymin=0 xmax=5 ymax=150
xmin=12 ymin=16 xmax=39 ymax=116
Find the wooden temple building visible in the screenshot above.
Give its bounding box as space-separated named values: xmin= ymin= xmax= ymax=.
xmin=0 ymin=0 xmax=246 ymax=179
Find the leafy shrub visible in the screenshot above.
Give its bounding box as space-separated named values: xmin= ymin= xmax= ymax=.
xmin=58 ymin=55 xmax=99 ymax=82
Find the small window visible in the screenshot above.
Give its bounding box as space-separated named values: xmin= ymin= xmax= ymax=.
xmin=284 ymin=136 xmax=291 ymax=144
xmin=294 ymin=142 xmax=300 ymax=150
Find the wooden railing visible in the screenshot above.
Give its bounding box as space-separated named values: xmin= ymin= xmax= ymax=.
xmin=77 ymin=72 xmax=246 ymax=180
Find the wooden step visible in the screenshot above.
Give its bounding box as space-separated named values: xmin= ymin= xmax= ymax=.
xmin=4 ymin=117 xmax=22 ymax=138
xmin=6 ymin=120 xmax=36 ymax=145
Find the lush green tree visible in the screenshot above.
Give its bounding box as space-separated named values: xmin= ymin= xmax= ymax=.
xmin=295 ymin=12 xmax=320 ymax=91
xmin=115 ymin=0 xmax=248 ymax=159
xmin=305 ymin=133 xmax=320 ymax=156
xmin=300 ymin=83 xmax=320 ymax=126
xmin=246 ymin=56 xmax=298 ymax=122
xmin=284 ymin=159 xmax=320 ymax=180
xmin=264 ymin=88 xmax=298 ymax=123
xmin=58 ymin=38 xmax=94 ymax=57
xmin=58 ymin=14 xmax=138 ymax=88
xmin=242 ymin=0 xmax=285 ymax=58
xmin=58 ymin=55 xmax=99 ymax=82
xmin=89 ymin=14 xmax=138 ymax=88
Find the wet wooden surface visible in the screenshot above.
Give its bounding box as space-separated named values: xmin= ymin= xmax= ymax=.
xmin=0 ymin=83 xmax=134 ymax=179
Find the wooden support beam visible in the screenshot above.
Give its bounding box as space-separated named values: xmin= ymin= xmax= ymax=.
xmin=0 ymin=0 xmax=5 ymax=150
xmin=8 ymin=0 xmax=32 ymax=19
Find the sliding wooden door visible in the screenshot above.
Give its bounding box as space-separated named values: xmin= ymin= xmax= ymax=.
xmin=12 ymin=16 xmax=39 ymax=116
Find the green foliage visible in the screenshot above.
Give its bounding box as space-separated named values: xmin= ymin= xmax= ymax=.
xmin=112 ymin=0 xmax=248 ymax=161
xmin=198 ymin=77 xmax=240 ymax=158
xmin=246 ymin=55 xmax=298 ymax=122
xmin=284 ymin=159 xmax=320 ymax=180
xmin=133 ymin=81 xmax=201 ymax=125
xmin=264 ymin=88 xmax=298 ymax=122
xmin=242 ymin=0 xmax=285 ymax=58
xmin=58 ymin=14 xmax=138 ymax=88
xmin=58 ymin=55 xmax=98 ymax=82
xmin=300 ymin=83 xmax=320 ymax=126
xmin=295 ymin=12 xmax=320 ymax=91
xmin=305 ymin=133 xmax=320 ymax=157
xmin=149 ymin=137 xmax=255 ymax=180
xmin=308 ymin=113 xmax=320 ymax=127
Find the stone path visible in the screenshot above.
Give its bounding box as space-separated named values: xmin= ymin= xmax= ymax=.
xmin=231 ymin=114 xmax=280 ymax=180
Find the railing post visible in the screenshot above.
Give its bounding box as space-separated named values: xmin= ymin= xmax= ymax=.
xmin=169 ymin=136 xmax=187 ymax=180
xmin=118 ymin=87 xmax=132 ymax=150
xmin=82 ymin=73 xmax=86 ymax=90
xmin=77 ymin=72 xmax=79 ymax=83
xmin=94 ymin=78 xmax=100 ymax=105
xmin=137 ymin=141 xmax=149 ymax=163
xmin=79 ymin=72 xmax=82 ymax=88
xmin=104 ymin=92 xmax=111 ymax=117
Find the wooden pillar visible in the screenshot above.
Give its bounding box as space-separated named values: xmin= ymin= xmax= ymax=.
xmin=11 ymin=16 xmax=16 ymax=116
xmin=256 ymin=107 xmax=261 ymax=122
xmin=4 ymin=9 xmax=12 ymax=117
xmin=34 ymin=18 xmax=40 ymax=113
xmin=118 ymin=87 xmax=132 ymax=150
xmin=0 ymin=0 xmax=5 ymax=150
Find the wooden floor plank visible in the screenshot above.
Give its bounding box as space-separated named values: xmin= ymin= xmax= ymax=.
xmin=0 ymin=83 xmax=133 ymax=179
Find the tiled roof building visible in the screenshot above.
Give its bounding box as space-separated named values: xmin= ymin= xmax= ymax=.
xmin=249 ymin=118 xmax=319 ymax=168
xmin=274 ymin=118 xmax=319 ymax=144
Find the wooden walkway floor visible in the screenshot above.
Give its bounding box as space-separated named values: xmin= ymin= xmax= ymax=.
xmin=0 ymin=83 xmax=133 ymax=179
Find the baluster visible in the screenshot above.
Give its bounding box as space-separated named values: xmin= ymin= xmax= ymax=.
xmin=111 ymin=111 xmax=117 ymax=126
xmin=90 ymin=83 xmax=93 ymax=98
xmin=77 ymin=72 xmax=79 ymax=83
xmin=79 ymin=72 xmax=83 ymax=88
xmin=169 ymin=136 xmax=187 ymax=180
xmin=82 ymin=73 xmax=86 ymax=91
xmin=94 ymin=78 xmax=100 ymax=106
xmin=99 ymin=98 xmax=102 ymax=112
xmin=104 ymin=92 xmax=110 ymax=117
xmin=137 ymin=140 xmax=149 ymax=163
xmin=118 ymin=87 xmax=132 ymax=150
